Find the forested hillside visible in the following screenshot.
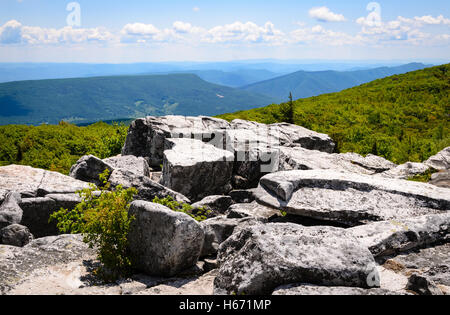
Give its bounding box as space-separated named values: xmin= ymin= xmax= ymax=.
xmin=0 ymin=73 xmax=276 ymax=125
xmin=219 ymin=64 xmax=450 ymax=164
xmin=241 ymin=63 xmax=429 ymax=102
xmin=0 ymin=122 xmax=127 ymax=174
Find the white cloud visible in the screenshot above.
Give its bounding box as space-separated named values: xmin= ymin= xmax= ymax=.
xmin=309 ymin=7 xmax=346 ymax=22
xmin=356 ymin=15 xmax=450 ymax=45
xmin=0 ymin=20 xmax=23 ymax=44
xmin=205 ymin=21 xmax=285 ymax=44
xmin=0 ymin=20 xmax=114 ymax=45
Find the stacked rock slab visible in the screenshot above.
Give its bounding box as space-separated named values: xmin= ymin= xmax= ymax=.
xmin=109 ymin=168 xmax=190 ymax=204
xmin=254 ymin=170 xmax=450 ymax=226
xmin=122 ymin=116 xmax=231 ymax=167
xmin=277 ymin=147 xmax=397 ymax=175
xmin=0 ymin=165 xmax=90 ymax=238
xmin=161 ymin=138 xmax=234 ymax=201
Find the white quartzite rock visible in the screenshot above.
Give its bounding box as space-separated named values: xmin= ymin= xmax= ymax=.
xmin=0 ymin=165 xmax=90 ymax=198
xmin=214 ymin=223 xmax=378 ymax=295
xmin=161 ymin=138 xmax=234 ymax=202
xmin=349 ymin=213 xmax=450 ymax=257
xmin=127 ymin=201 xmax=205 ymax=277
xmin=255 ymin=170 xmax=450 ymax=226
xmin=425 ymin=147 xmax=450 ymax=171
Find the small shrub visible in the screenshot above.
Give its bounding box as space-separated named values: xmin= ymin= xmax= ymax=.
xmin=50 ymin=170 xmax=137 ymax=282
xmin=152 ymin=196 xmax=212 ymax=222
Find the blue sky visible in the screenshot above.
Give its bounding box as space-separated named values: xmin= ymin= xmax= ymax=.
xmin=0 ymin=0 xmax=449 ymax=62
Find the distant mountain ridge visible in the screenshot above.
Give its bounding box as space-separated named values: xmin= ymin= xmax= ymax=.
xmin=0 ymin=73 xmax=277 ymax=126
xmin=241 ymin=63 xmax=431 ymax=102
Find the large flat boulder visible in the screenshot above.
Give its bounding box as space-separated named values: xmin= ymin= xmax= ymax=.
xmin=128 ymin=201 xmax=205 ymax=277
xmin=349 ymin=213 xmax=450 ymax=257
xmin=122 ymin=116 xmax=231 ymax=167
xmin=277 ymin=147 xmax=396 ymax=176
xmin=225 ymin=202 xmax=281 ymax=220
xmin=103 ymin=155 xmax=151 ymax=177
xmin=229 ymin=119 xmax=336 ymax=153
xmin=255 ymin=170 xmax=450 ymax=226
xmin=425 ymin=147 xmax=450 ymax=171
xmin=161 ymin=139 xmax=234 ymax=202
xmin=0 ymin=234 xmax=96 ymax=294
xmin=109 ymin=169 xmax=189 ymax=204
xmin=214 ymin=223 xmax=378 ymax=295
xmin=0 ymin=165 xmax=90 ymax=198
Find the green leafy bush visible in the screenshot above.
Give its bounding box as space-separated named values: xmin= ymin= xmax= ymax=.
xmin=152 ymin=196 xmax=212 ymax=222
xmin=50 ymin=170 xmax=137 ymax=282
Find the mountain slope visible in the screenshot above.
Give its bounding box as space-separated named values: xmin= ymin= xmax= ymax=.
xmin=241 ymin=63 xmax=430 ymax=102
xmin=0 ymin=73 xmax=277 ymax=125
xmin=219 ymin=64 xmax=450 ymax=164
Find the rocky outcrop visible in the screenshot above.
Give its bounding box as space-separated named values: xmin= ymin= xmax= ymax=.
xmin=200 ymin=216 xmax=263 ymax=257
xmin=349 ymin=213 xmax=450 ymax=257
xmin=214 ymin=223 xmax=378 ymax=295
xmin=103 ymin=155 xmax=151 ymax=177
xmin=430 ymin=171 xmax=450 ymax=188
xmin=277 ymin=147 xmax=396 ymax=176
xmin=161 ymin=139 xmax=234 ymax=201
xmin=0 ymin=234 xmax=96 ymax=294
xmin=0 ymin=192 xmax=22 ymax=229
xmin=225 ymin=202 xmax=281 ymax=220
xmin=122 ymin=116 xmax=231 ymax=167
xmin=0 ymin=224 xmax=33 ymax=247
xmin=255 ymin=170 xmax=450 ymax=226
xmin=380 ymin=162 xmax=431 ymax=179
xmin=191 ymin=195 xmax=233 ymax=214
xmin=0 ymin=165 xmax=90 ymax=198
xmin=109 ymin=169 xmax=190 ymax=204
xmin=425 ymin=147 xmax=450 ymax=171
xmin=380 ymin=243 xmax=450 ymax=295
xmin=69 ymin=155 xmax=114 ymax=186
xmin=229 ymin=119 xmax=335 ymax=152
xmin=272 ymin=284 xmax=402 ymax=295
xmin=128 ymin=201 xmax=205 ymax=277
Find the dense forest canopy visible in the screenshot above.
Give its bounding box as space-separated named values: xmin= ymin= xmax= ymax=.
xmin=219 ymin=64 xmax=450 ymax=164
xmin=0 ymin=122 xmax=128 ymax=174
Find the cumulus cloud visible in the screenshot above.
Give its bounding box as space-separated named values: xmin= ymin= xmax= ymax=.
xmin=0 ymin=20 xmax=23 ymax=44
xmin=309 ymin=7 xmax=347 ymax=22
xmin=356 ymin=14 xmax=450 ymax=45
xmin=205 ymin=21 xmax=285 ymax=44
xmin=0 ymin=20 xmax=114 ymax=45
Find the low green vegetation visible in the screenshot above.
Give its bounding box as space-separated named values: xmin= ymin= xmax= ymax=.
xmin=50 ymin=170 xmax=138 ymax=282
xmin=407 ymin=168 xmax=439 ymax=183
xmin=152 ymin=196 xmax=212 ymax=222
xmin=0 ymin=121 xmax=128 ymax=175
xmin=219 ymin=64 xmax=450 ymax=164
